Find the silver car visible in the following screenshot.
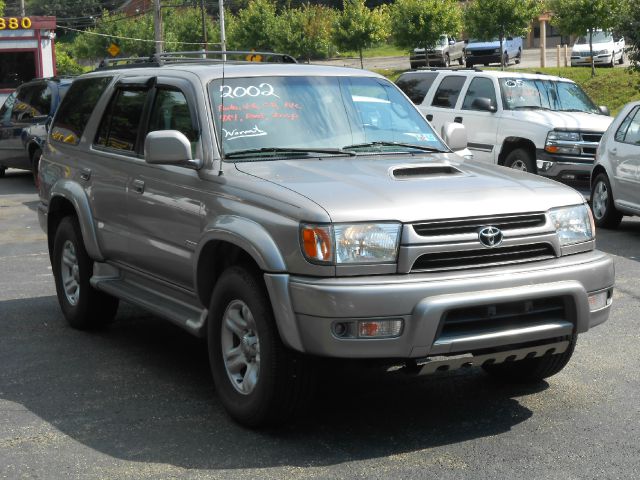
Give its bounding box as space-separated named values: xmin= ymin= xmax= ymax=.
xmin=591 ymin=101 xmax=640 ymax=228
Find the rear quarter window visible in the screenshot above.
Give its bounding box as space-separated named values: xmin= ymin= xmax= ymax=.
xmin=396 ymin=72 xmax=439 ymax=105
xmin=51 ymin=77 xmax=112 ymax=146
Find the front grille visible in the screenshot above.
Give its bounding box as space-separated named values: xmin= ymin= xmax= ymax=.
xmin=438 ymin=296 xmax=567 ymax=339
xmin=582 ymin=147 xmax=597 ymax=155
xmin=411 ymin=243 xmax=555 ymax=272
xmin=581 ymin=133 xmax=602 ymax=143
xmin=469 ymin=49 xmax=495 ymax=56
xmin=413 ymin=213 xmax=546 ymax=237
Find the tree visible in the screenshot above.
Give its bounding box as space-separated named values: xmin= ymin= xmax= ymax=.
xmin=226 ymin=0 xmax=279 ymax=51
xmin=26 ymin=0 xmax=103 ymax=19
xmin=275 ymin=4 xmax=338 ymax=62
xmin=550 ymin=0 xmax=625 ymax=77
xmin=616 ymin=0 xmax=639 ymax=73
xmin=390 ymin=0 xmax=462 ymax=55
xmin=464 ymin=0 xmax=540 ymax=70
xmin=0 ymin=1 xmax=5 ymax=16
xmin=333 ymin=0 xmax=389 ymax=69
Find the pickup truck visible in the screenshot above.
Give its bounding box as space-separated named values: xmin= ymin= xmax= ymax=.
xmin=465 ymin=36 xmax=523 ymax=67
xmin=571 ymin=30 xmax=625 ymax=67
xmin=410 ymin=35 xmax=465 ymax=68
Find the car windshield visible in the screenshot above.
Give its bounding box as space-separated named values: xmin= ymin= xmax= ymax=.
xmin=576 ymin=31 xmax=613 ymax=44
xmin=209 ymin=75 xmax=446 ymax=159
xmin=499 ymin=78 xmax=600 ymax=114
xmin=468 ymin=37 xmax=499 ymax=43
xmin=437 ymin=35 xmax=448 ymax=46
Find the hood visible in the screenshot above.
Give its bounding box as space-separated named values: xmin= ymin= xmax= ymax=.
xmin=234 ymin=154 xmax=584 ymax=223
xmin=506 ymin=109 xmax=613 ymax=130
xmin=466 ymin=41 xmax=500 ymax=49
xmin=572 ymin=41 xmax=612 ymax=52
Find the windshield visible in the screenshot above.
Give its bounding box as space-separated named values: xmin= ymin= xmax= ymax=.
xmin=209 ymin=75 xmax=446 ymax=159
xmin=499 ymin=78 xmax=600 ymax=114
xmin=437 ymin=35 xmax=448 ymax=46
xmin=576 ymin=31 xmax=613 ymax=44
xmin=469 ymin=37 xmax=499 ymax=43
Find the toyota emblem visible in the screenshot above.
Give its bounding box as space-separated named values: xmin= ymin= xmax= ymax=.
xmin=478 ymin=226 xmax=503 ymax=248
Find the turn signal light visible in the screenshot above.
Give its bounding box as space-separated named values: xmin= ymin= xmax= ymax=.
xmin=358 ymin=319 xmax=403 ymax=338
xmin=301 ymin=225 xmax=333 ymax=263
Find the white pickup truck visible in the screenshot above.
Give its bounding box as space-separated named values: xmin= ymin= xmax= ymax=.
xmin=410 ymin=35 xmax=466 ymax=68
xmin=464 ymin=37 xmax=523 ymax=67
xmin=396 ymin=69 xmax=613 ymax=196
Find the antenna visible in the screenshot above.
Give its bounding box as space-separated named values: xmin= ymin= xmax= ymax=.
xmin=218 ymin=54 xmax=226 ymax=176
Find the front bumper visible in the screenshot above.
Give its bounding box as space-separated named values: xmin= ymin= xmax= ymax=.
xmin=466 ymin=53 xmax=500 ymax=65
xmin=571 ymin=53 xmax=613 ymax=66
xmin=265 ymin=250 xmax=614 ymax=359
xmin=536 ymin=149 xmax=593 ymax=196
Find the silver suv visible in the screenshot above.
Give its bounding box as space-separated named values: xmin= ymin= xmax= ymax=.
xmin=38 ymin=52 xmax=614 ymax=427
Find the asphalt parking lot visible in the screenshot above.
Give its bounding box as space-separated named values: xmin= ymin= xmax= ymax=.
xmin=1 ymin=169 xmax=639 ymax=479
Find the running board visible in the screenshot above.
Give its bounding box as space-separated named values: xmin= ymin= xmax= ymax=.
xmin=388 ymin=341 xmax=570 ymax=376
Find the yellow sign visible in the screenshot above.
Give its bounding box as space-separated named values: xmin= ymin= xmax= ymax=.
xmin=245 ymin=53 xmax=263 ymax=62
xmin=0 ymin=17 xmax=32 ymax=30
xmin=107 ymin=43 xmax=121 ymax=57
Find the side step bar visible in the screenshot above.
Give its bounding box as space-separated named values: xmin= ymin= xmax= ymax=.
xmin=389 ymin=340 xmax=570 ymax=376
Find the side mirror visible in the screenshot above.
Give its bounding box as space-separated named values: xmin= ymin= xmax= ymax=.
xmin=449 ymin=40 xmax=455 ymax=46
xmin=442 ymin=122 xmax=468 ymax=152
xmin=464 ymin=39 xmax=469 ymax=44
xmin=144 ymin=130 xmax=202 ymax=169
xmin=599 ymin=105 xmax=610 ymax=116
xmin=471 ymin=97 xmax=497 ymax=112
xmin=506 ymin=36 xmax=514 ymax=41
xmin=32 ymin=114 xmax=49 ymax=123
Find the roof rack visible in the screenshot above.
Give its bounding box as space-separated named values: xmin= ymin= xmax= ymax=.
xmin=96 ymin=50 xmax=297 ymax=70
xmin=412 ymin=66 xmax=483 ymax=72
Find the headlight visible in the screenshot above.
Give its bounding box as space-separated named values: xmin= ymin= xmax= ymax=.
xmin=545 ymin=130 xmax=581 ymax=155
xmin=494 ymin=48 xmax=501 ymax=53
xmin=548 ymin=204 xmax=594 ymax=246
xmin=300 ymin=223 xmax=401 ymax=264
xmin=597 ymin=49 xmax=609 ymax=55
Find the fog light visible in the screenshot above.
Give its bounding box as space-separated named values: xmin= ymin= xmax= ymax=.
xmin=358 ymin=319 xmax=403 ymax=338
xmin=537 ymin=160 xmax=553 ymax=172
xmin=333 ymin=322 xmax=349 ymax=337
xmin=588 ymin=291 xmax=610 ymax=312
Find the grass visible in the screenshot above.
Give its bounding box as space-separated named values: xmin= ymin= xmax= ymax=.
xmin=374 ymin=65 xmax=640 ymax=116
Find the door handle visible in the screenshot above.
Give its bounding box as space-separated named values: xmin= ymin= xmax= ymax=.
xmin=454 ymin=116 xmax=463 ymax=123
xmin=80 ymin=168 xmax=91 ymax=181
xmin=426 ymin=114 xmax=433 ymax=121
xmin=132 ymin=179 xmax=145 ymax=194
xmin=610 ymin=147 xmax=617 ymax=155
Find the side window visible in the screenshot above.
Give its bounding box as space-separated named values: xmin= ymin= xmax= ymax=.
xmin=147 ymin=88 xmax=198 ymax=142
xmin=462 ymin=77 xmax=497 ymax=110
xmin=95 ymin=88 xmax=149 ymax=153
xmin=0 ymin=91 xmax=16 ymax=124
xmin=29 ymin=84 xmax=52 ymax=117
xmin=615 ymin=106 xmax=639 ymax=143
xmin=10 ymin=86 xmax=37 ymax=122
xmin=622 ymin=107 xmax=640 ymax=145
xmin=395 ymin=72 xmax=438 ymax=105
xmin=431 ymin=76 xmax=466 ymax=109
xmin=51 ymin=77 xmax=112 ymax=146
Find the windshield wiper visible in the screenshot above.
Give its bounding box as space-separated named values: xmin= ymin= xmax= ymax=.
xmin=225 ymin=147 xmax=356 ymax=159
xmin=511 ymin=105 xmax=552 ymax=111
xmin=343 ymin=141 xmax=445 ymax=153
xmin=559 ymin=108 xmax=592 ymax=113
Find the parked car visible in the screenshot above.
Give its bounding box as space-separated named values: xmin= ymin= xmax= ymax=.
xmin=410 ymin=34 xmax=466 ymax=68
xmin=591 ymin=101 xmax=640 ymax=227
xmin=395 ymin=69 xmax=613 ymax=195
xmin=38 ymin=52 xmax=613 ymax=427
xmin=464 ymin=36 xmax=522 ymax=67
xmin=0 ymin=77 xmax=72 ymax=184
xmin=571 ymin=31 xmax=625 ymax=68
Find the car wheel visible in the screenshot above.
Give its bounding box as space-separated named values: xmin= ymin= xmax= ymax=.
xmin=515 ymin=48 xmax=522 ymax=64
xmin=503 ymin=52 xmax=509 ymax=67
xmin=466 ymin=61 xmax=473 ymax=68
xmin=0 ymin=166 xmax=5 ymax=177
xmin=444 ymin=54 xmax=450 ymax=67
xmin=504 ymin=148 xmax=535 ymax=172
xmin=31 ymin=148 xmax=42 ymax=189
xmin=483 ymin=335 xmax=577 ymax=382
xmin=208 ymin=265 xmax=316 ymax=427
xmin=591 ymin=172 xmax=623 ymax=229
xmin=410 ymin=62 xmax=418 ymax=70
xmin=52 ymin=216 xmax=119 ymax=329
xmin=458 ymin=53 xmax=465 ymax=65
xmin=618 ymin=50 xmax=625 ymax=65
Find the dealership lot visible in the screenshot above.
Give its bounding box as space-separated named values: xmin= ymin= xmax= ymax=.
xmin=1 ymin=169 xmax=639 ymax=479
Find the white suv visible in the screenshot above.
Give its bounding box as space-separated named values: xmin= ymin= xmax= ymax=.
xmin=396 ymin=69 xmax=613 ymax=195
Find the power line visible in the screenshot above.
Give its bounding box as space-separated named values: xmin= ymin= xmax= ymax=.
xmin=57 ymin=24 xmax=222 ymax=45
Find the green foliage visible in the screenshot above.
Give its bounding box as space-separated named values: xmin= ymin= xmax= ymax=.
xmin=390 ymin=0 xmax=462 ymax=52
xmin=226 ymin=0 xmax=279 ymax=51
xmin=26 ymin=0 xmax=102 ymax=18
xmin=464 ymin=0 xmax=540 ymax=41
xmin=615 ymin=0 xmax=640 ymax=75
xmin=334 ymin=0 xmax=389 ymax=68
xmin=274 ymin=4 xmax=338 ymax=62
xmin=55 ymin=43 xmax=85 ymax=76
xmin=0 ymin=1 xmax=5 ymax=16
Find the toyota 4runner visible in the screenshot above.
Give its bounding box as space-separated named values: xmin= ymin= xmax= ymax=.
xmin=38 ymin=52 xmax=614 ymax=427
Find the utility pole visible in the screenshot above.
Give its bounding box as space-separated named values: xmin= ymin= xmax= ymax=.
xmin=20 ymin=0 xmax=26 ymax=16
xmin=219 ymin=0 xmax=227 ymax=60
xmin=153 ymin=0 xmax=163 ymax=55
xmin=200 ymin=0 xmax=208 ymax=50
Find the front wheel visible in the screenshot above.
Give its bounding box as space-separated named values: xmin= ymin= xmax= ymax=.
xmin=52 ymin=216 xmax=119 ymax=329
xmin=0 ymin=166 xmax=5 ymax=177
xmin=483 ymin=336 xmax=577 ymax=382
xmin=515 ymin=48 xmax=522 ymax=64
xmin=208 ymin=266 xmax=315 ymax=427
xmin=458 ymin=53 xmax=465 ymax=65
xmin=618 ymin=50 xmax=625 ymax=65
xmin=31 ymin=148 xmax=42 ymax=189
xmin=444 ymin=54 xmax=450 ymax=67
xmin=504 ymin=148 xmax=535 ymax=173
xmin=591 ymin=172 xmax=623 ymax=228
xmin=503 ymin=52 xmax=509 ymax=67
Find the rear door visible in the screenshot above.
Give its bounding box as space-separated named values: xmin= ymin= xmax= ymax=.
xmin=421 ymin=74 xmax=469 ymax=138
xmin=610 ymin=105 xmax=640 ymax=212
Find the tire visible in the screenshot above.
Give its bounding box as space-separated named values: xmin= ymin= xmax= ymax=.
xmin=504 ymin=148 xmax=535 ymax=173
xmin=208 ymin=265 xmax=316 ymax=427
xmin=0 ymin=166 xmax=5 ymax=177
xmin=591 ymin=172 xmax=623 ymax=229
xmin=618 ymin=50 xmax=625 ymax=65
xmin=483 ymin=335 xmax=577 ymax=382
xmin=458 ymin=53 xmax=465 ymax=66
xmin=466 ymin=61 xmax=473 ymax=68
xmin=515 ymin=48 xmax=522 ymax=64
xmin=31 ymin=148 xmax=42 ymax=189
xmin=503 ymin=52 xmax=509 ymax=67
xmin=52 ymin=216 xmax=119 ymax=329
xmin=444 ymin=54 xmax=450 ymax=67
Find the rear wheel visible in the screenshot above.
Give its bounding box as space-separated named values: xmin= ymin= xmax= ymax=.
xmin=515 ymin=48 xmax=522 ymax=64
xmin=458 ymin=52 xmax=465 ymax=65
xmin=31 ymin=148 xmax=42 ymax=189
xmin=591 ymin=172 xmax=623 ymax=229
xmin=503 ymin=52 xmax=509 ymax=67
xmin=208 ymin=265 xmax=316 ymax=427
xmin=444 ymin=53 xmax=450 ymax=67
xmin=483 ymin=336 xmax=577 ymax=382
xmin=0 ymin=166 xmax=5 ymax=177
xmin=504 ymin=148 xmax=535 ymax=173
xmin=52 ymin=216 xmax=119 ymax=329
xmin=618 ymin=50 xmax=625 ymax=65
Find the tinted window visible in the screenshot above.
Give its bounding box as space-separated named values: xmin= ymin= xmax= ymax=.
xmin=95 ymin=88 xmax=149 ymax=153
xmin=396 ymin=72 xmax=438 ymax=105
xmin=462 ymin=77 xmax=497 ymax=110
xmin=148 ymin=89 xmax=198 ymax=141
xmin=0 ymin=52 xmax=36 ymax=89
xmin=51 ymin=77 xmax=111 ymax=145
xmin=431 ymin=76 xmax=466 ymax=108
xmin=0 ymin=91 xmax=16 ymax=125
xmin=615 ymin=106 xmax=639 ymax=143
xmin=621 ymin=107 xmax=640 ymax=145
xmin=10 ymin=85 xmax=49 ymax=122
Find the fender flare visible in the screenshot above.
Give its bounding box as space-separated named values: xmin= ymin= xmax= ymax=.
xmin=49 ymin=180 xmax=104 ymax=261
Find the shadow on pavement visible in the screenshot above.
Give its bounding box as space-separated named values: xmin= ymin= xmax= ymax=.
xmin=594 ymin=218 xmax=640 ymax=264
xmin=0 ymin=170 xmax=36 ymax=196
xmin=0 ymin=295 xmax=547 ymax=470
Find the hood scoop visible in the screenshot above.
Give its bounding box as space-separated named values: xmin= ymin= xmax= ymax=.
xmin=391 ymin=163 xmax=463 ymax=180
